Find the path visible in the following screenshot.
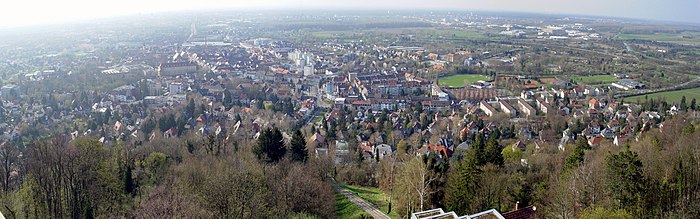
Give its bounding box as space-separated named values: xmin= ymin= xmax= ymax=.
xmin=331 ymin=178 xmax=391 ymax=219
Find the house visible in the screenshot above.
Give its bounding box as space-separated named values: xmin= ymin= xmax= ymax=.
xmin=309 ymin=133 xmax=327 ymax=148
xmin=499 ymin=100 xmax=517 ymax=117
xmin=589 ymin=98 xmax=599 ymax=110
xmin=375 ymin=144 xmax=395 ymax=159
xmin=163 ymin=128 xmax=177 ymax=138
xmin=502 ymin=205 xmax=538 ymax=219
xmin=511 ymin=141 xmax=527 ymax=152
xmin=517 ymin=99 xmax=536 ymax=117
xmin=460 ymin=122 xmax=480 ymax=140
xmin=614 ymin=135 xmax=628 ymax=146
xmin=480 ymin=100 xmax=497 ymax=116
xmin=588 ymin=136 xmax=604 ymax=147
xmin=419 ymin=144 xmax=453 ymax=158
xmin=535 ymin=98 xmax=551 ymax=114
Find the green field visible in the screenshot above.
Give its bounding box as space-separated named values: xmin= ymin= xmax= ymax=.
xmin=572 ymin=75 xmax=617 ymax=85
xmin=336 ymin=191 xmax=369 ymax=219
xmin=439 ymin=74 xmax=490 ymax=88
xmin=341 ymin=185 xmax=398 ymax=218
xmin=423 ymin=28 xmax=486 ymax=39
xmin=618 ymin=32 xmax=700 ymax=45
xmin=624 ymin=87 xmax=700 ymax=104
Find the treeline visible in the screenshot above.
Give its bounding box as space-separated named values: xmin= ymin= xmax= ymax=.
xmin=333 ymin=112 xmax=700 ymax=219
xmin=0 ymin=121 xmax=336 ymax=218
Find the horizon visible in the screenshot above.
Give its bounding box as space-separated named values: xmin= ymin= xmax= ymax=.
xmin=1 ymin=0 xmax=699 ymax=28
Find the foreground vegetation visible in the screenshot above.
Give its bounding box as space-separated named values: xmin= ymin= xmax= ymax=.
xmin=342 ymin=184 xmax=398 ymax=218
xmin=335 ymin=192 xmax=370 ymax=219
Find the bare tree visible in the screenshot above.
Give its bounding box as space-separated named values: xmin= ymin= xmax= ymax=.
xmin=398 ymin=157 xmax=438 ymax=211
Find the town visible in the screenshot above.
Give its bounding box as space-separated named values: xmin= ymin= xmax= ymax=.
xmin=1 ymin=9 xmax=700 ymax=219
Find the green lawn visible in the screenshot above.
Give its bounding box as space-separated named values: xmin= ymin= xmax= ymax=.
xmin=341 ymin=185 xmax=399 ymax=218
xmin=336 ymin=191 xmax=370 ymax=219
xmin=624 ymin=87 xmax=700 ymax=104
xmin=439 ymin=74 xmax=490 ymax=88
xmin=572 ymin=75 xmax=617 ymax=85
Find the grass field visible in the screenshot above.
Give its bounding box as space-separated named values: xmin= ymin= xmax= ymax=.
xmin=618 ymin=32 xmax=700 ymax=45
xmin=439 ymin=74 xmax=490 ymax=88
xmin=341 ymin=185 xmax=398 ymax=218
xmin=572 ymin=75 xmax=617 ymax=85
xmin=336 ymin=191 xmax=369 ymax=219
xmin=424 ymin=28 xmax=486 ymax=39
xmin=624 ymin=87 xmax=700 ymax=104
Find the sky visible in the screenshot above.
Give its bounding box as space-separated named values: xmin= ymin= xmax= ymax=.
xmin=1 ymin=0 xmax=699 ymax=27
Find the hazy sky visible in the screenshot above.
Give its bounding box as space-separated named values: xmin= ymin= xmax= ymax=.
xmin=1 ymin=0 xmax=699 ymax=27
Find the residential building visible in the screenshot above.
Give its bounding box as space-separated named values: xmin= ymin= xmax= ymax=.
xmin=480 ymin=100 xmax=497 ymax=116
xmin=499 ymin=100 xmax=517 ymax=117
xmin=518 ymin=99 xmax=536 ymax=117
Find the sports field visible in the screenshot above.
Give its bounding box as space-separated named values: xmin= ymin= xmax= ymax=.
xmin=572 ymin=75 xmax=617 ymax=85
xmin=439 ymin=74 xmax=490 ymax=88
xmin=624 ymin=87 xmax=700 ymax=104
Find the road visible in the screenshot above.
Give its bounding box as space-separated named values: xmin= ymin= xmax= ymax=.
xmin=331 ymin=178 xmax=391 ymax=219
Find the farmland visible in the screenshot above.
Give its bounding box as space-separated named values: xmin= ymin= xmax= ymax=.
xmin=624 ymin=87 xmax=700 ymax=104
xmin=618 ymin=32 xmax=700 ymax=45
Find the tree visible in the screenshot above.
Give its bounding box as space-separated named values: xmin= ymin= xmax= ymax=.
xmin=186 ymin=99 xmax=195 ymax=117
xmin=691 ymin=98 xmax=697 ymax=110
xmin=680 ymin=96 xmax=688 ymax=111
xmin=396 ymin=157 xmax=438 ymax=214
xmin=289 ymin=130 xmax=308 ymax=163
xmin=444 ymin=153 xmax=481 ymax=215
xmin=397 ymin=140 xmax=410 ymax=154
xmin=565 ymin=137 xmax=591 ymax=170
xmin=484 ymin=134 xmax=503 ymax=166
xmin=0 ymin=141 xmax=19 ymax=192
xmin=254 ymin=127 xmax=287 ymax=163
xmin=606 ymin=149 xmax=646 ymax=215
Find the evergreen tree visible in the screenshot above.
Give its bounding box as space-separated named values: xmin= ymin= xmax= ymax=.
xmin=444 ymin=152 xmax=481 ymax=215
xmin=253 ymin=127 xmax=287 ymax=163
xmin=289 ymin=130 xmax=308 ymax=162
xmin=691 ymin=98 xmax=697 ymax=110
xmin=484 ymin=134 xmax=504 ymax=166
xmin=606 ymin=149 xmax=646 ymax=215
xmin=680 ymin=96 xmax=688 ymax=111
xmin=470 ymin=133 xmax=486 ymax=165
xmin=185 ymin=99 xmax=195 ymax=117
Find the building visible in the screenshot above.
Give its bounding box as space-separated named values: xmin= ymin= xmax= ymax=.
xmin=480 ymin=100 xmax=497 ymax=116
xmin=1 ymin=84 xmax=19 ymax=99
xmin=499 ymin=100 xmax=517 ymax=117
xmin=518 ymin=99 xmax=536 ymax=117
xmin=148 ymin=81 xmax=163 ymax=96
xmin=303 ymin=65 xmax=315 ymax=76
xmin=612 ymin=79 xmax=646 ymax=90
xmin=169 ymin=82 xmax=185 ymax=94
xmin=158 ymin=62 xmax=197 ymax=76
xmin=412 ymin=206 xmax=536 ymax=219
xmin=535 ymin=98 xmax=552 ymax=114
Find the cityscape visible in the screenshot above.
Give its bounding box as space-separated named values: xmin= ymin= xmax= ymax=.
xmin=1 ymin=2 xmax=700 ymax=219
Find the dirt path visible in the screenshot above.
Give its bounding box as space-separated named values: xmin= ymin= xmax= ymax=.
xmin=332 ymin=178 xmax=391 ymax=219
